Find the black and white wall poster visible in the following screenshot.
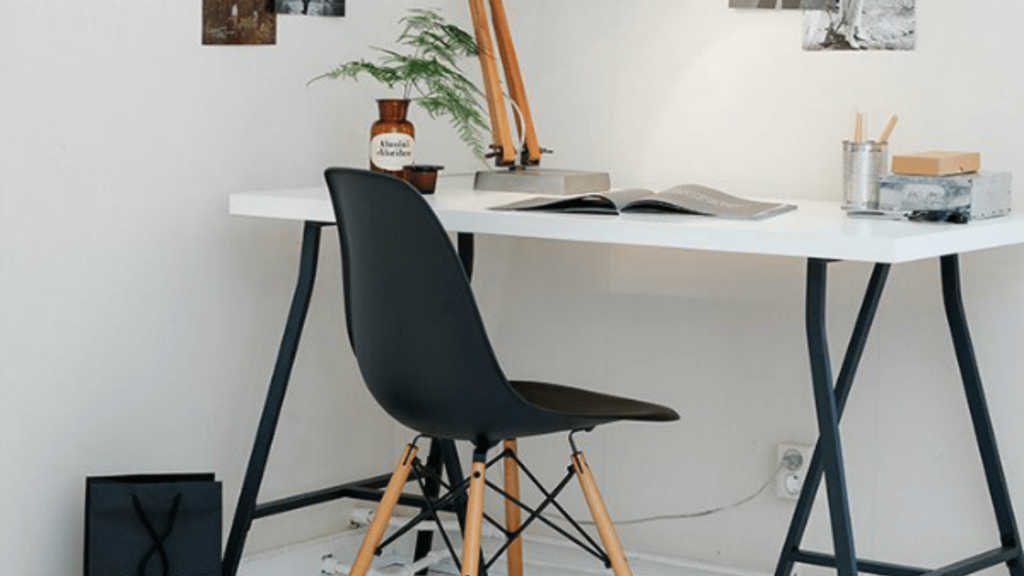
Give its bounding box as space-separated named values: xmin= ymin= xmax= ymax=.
xmin=804 ymin=0 xmax=915 ymax=50
xmin=275 ymin=0 xmax=345 ymax=16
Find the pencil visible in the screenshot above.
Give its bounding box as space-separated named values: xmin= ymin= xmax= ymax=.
xmin=878 ymin=114 xmax=899 ymax=144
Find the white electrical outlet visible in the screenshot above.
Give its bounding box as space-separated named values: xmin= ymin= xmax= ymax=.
xmin=776 ymin=443 xmax=813 ymax=500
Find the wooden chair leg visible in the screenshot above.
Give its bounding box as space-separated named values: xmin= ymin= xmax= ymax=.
xmin=349 ymin=445 xmax=419 ymax=576
xmin=460 ymin=457 xmax=488 ymax=576
xmin=571 ymin=451 xmax=634 ymax=576
xmin=503 ymin=440 xmax=524 ymax=576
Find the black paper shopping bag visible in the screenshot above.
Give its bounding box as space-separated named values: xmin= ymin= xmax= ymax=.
xmin=85 ymin=474 xmax=221 ymax=576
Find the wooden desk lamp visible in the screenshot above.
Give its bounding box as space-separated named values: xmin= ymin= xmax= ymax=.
xmin=468 ymin=0 xmax=610 ymax=194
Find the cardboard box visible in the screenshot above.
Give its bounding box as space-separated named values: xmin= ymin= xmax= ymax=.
xmin=892 ymin=151 xmax=981 ymax=176
xmin=878 ymin=171 xmax=1011 ymax=221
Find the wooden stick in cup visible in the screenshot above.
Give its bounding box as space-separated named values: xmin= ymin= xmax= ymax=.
xmin=854 ymin=110 xmax=864 ymax=143
xmin=877 ymin=114 xmax=899 ymax=144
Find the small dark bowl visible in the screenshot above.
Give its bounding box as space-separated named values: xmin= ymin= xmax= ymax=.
xmin=404 ymin=165 xmax=445 ymax=195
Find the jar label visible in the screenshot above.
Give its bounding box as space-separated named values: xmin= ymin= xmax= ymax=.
xmin=370 ymin=133 xmax=415 ymax=172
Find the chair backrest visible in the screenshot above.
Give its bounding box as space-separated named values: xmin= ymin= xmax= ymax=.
xmin=325 ymin=168 xmax=526 ymax=444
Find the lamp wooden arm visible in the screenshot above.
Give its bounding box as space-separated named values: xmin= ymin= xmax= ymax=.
xmin=467 ymin=0 xmax=542 ymax=167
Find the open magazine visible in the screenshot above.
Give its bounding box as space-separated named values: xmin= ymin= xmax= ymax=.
xmin=492 ymin=184 xmax=796 ymax=220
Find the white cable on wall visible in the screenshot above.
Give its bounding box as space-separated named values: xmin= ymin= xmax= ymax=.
xmin=592 ymin=463 xmax=785 ymax=526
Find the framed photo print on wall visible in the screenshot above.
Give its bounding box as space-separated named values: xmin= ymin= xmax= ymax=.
xmin=203 ymin=0 xmax=276 ymax=45
xmin=804 ymin=0 xmax=915 ymax=51
xmin=275 ymin=0 xmax=345 ymax=16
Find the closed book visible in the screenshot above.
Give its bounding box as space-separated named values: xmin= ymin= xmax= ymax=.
xmin=892 ymin=151 xmax=981 ymax=176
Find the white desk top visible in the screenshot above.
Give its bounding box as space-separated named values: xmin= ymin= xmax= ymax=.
xmin=230 ymin=177 xmax=1024 ymax=264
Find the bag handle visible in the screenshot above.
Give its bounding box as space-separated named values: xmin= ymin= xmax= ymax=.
xmin=131 ymin=493 xmax=182 ymax=576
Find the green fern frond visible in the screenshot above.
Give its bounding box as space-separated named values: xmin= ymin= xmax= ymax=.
xmin=441 ymin=24 xmax=479 ymax=57
xmin=310 ymin=8 xmax=490 ymax=161
xmin=308 ymin=60 xmax=403 ymax=89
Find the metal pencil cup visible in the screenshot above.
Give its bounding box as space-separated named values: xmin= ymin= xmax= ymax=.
xmin=843 ymin=140 xmax=889 ymax=211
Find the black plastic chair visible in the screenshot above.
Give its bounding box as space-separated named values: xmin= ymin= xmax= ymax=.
xmin=325 ymin=168 xmax=679 ymax=576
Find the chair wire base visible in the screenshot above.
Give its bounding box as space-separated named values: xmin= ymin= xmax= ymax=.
xmin=371 ymin=440 xmax=614 ymax=573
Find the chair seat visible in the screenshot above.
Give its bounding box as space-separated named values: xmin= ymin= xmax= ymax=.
xmin=510 ymin=380 xmax=680 ymax=425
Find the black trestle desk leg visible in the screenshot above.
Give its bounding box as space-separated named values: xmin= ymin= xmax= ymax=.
xmin=413 ymin=439 xmax=445 ymax=573
xmin=454 ymin=232 xmax=486 ymax=576
xmin=448 ymin=232 xmax=474 ymax=530
xmin=223 ymin=222 xmax=325 ymax=576
xmin=775 ymin=263 xmax=889 ymax=576
xmin=442 ymin=439 xmax=469 ymax=529
xmin=458 ymin=233 xmax=475 ymax=280
xmin=941 ymin=255 xmax=1024 ymax=575
xmin=803 ymin=259 xmax=859 ymax=576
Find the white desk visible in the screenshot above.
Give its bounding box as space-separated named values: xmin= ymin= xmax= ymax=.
xmin=225 ymin=177 xmax=1024 ymax=576
xmin=231 ymin=177 xmax=1024 ymax=264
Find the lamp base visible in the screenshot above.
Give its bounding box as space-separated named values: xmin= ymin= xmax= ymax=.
xmin=474 ymin=168 xmax=611 ymax=195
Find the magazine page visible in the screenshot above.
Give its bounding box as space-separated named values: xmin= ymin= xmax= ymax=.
xmin=622 ymin=184 xmax=796 ymax=220
xmin=491 ymin=188 xmax=654 ymax=214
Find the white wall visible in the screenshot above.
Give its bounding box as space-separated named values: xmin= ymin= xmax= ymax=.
xmin=463 ymin=0 xmax=1024 ymax=572
xmin=0 ymin=0 xmax=474 ymax=573
xmin=4 ymin=1 xmax=1024 ymax=575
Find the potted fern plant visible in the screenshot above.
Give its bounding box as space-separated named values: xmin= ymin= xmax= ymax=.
xmin=310 ymin=8 xmax=489 ymax=179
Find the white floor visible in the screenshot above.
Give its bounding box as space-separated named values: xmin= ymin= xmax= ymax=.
xmin=238 ymin=525 xmax=765 ymax=576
